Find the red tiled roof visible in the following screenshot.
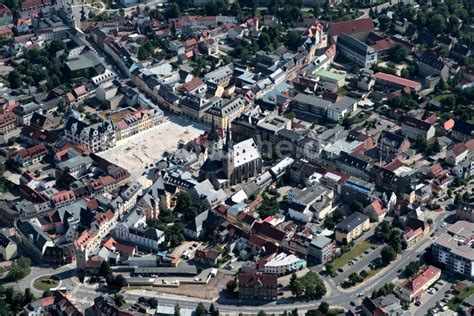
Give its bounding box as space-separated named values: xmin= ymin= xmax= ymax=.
xmin=374 ymin=72 xmax=421 ymax=89
xmin=0 ymin=26 xmax=12 ymax=36
xmin=325 ymin=44 xmax=337 ymax=59
xmin=450 ymin=142 xmax=468 ymax=157
xmin=403 ymin=227 xmax=423 ymax=242
xmin=0 ymin=4 xmax=12 ymax=15
xmin=429 ymin=163 xmax=444 ymax=176
xmin=0 ymin=112 xmax=16 ymax=125
xmin=21 ymin=0 xmax=43 ymax=10
xmin=371 ymin=38 xmax=396 ymax=52
xmin=370 ymin=199 xmax=385 ymax=216
xmin=466 ymin=139 xmax=474 ymax=152
xmin=184 ymin=38 xmax=197 ymax=48
xmin=18 ymin=143 xmax=47 ymax=160
xmin=183 ymin=77 xmax=204 ymax=92
xmin=99 ymin=175 xmax=115 ymax=186
xmin=239 ymin=272 xmax=277 ymax=288
xmin=444 ymin=119 xmax=455 ymax=131
xmin=52 ymin=190 xmax=75 ymax=203
xmin=75 ymin=231 xmax=91 ymax=247
xmin=73 ymin=85 xmax=87 ymax=97
xmin=101 ymin=237 xmax=117 ymax=250
xmin=406 ymin=266 xmax=440 ymax=295
xmin=383 ymin=158 xmax=404 ymax=172
xmin=328 ymin=18 xmax=374 ymax=38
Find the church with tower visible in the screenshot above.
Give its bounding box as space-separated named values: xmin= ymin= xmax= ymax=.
xmin=200 ymin=121 xmax=263 ymax=189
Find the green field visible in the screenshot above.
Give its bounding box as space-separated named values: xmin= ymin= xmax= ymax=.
xmin=332 ymin=240 xmax=375 ymax=271
xmin=448 ymin=285 xmax=474 ymax=311
xmin=33 ymin=275 xmax=60 ymax=291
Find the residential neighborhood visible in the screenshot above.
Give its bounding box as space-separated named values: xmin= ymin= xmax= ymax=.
xmin=0 ymin=0 xmax=472 ymax=315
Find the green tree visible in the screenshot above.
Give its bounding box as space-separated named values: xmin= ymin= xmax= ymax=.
xmin=148 ymin=298 xmax=158 ymax=308
xmin=378 ymin=15 xmax=391 ymax=31
xmin=48 ymin=39 xmax=66 ymax=56
xmin=174 ymin=304 xmax=181 ymax=316
xmin=165 ymin=3 xmax=180 ymax=19
xmin=414 ymin=137 xmax=428 ymax=152
xmin=318 ymin=301 xmax=329 ymax=314
xmin=258 ymin=32 xmax=271 ymax=51
xmin=24 ymin=288 xmax=34 ymax=304
xmin=389 ymin=44 xmax=408 ymax=62
xmin=226 ymin=279 xmax=237 ymax=294
xmin=8 ymin=70 xmax=21 ymax=89
xmin=9 ymin=257 xmax=31 ymax=280
xmin=195 ymin=302 xmax=208 ymax=316
xmin=325 ymin=263 xmax=335 ymax=276
xmin=42 ymin=290 xmax=53 ymax=298
xmin=114 ymin=274 xmax=127 ymax=288
xmin=429 ymin=14 xmax=446 ymax=34
xmin=285 ymin=31 xmax=300 ymax=51
xmin=99 ymin=261 xmax=112 ymax=279
xmin=404 ymin=261 xmax=421 ymax=278
xmin=454 ymin=193 xmax=462 ymax=205
xmin=375 ymin=221 xmax=392 ymax=243
xmin=258 ymin=311 xmax=267 ymax=316
xmin=381 ymin=245 xmax=397 ymax=265
xmin=209 ymin=303 xmax=219 ymax=316
xmin=114 ymin=294 xmax=125 ymax=307
xmin=229 ymin=1 xmax=241 ymax=15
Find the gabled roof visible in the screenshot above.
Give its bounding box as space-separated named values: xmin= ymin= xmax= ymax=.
xmin=401 ymin=115 xmax=432 ymax=131
xmin=238 ymin=272 xmax=277 ymax=288
xmin=328 ymin=18 xmax=374 ymax=38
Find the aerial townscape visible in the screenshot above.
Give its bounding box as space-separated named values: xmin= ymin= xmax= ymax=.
xmin=0 ymin=0 xmax=473 ymax=315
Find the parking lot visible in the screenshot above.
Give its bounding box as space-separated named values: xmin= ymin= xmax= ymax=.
xmin=410 ymin=279 xmax=452 ymax=315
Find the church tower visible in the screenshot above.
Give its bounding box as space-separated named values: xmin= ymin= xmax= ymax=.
xmin=222 ymin=124 xmax=234 ymax=179
xmin=207 ymin=117 xmax=221 ymax=160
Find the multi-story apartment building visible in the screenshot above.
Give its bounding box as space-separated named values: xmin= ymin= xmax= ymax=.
xmin=336 ymin=33 xmax=377 ymax=68
xmin=203 ymin=97 xmax=246 ymax=131
xmin=64 ymin=117 xmax=116 ymax=153
xmin=114 ymin=108 xmax=163 ymax=141
xmin=115 ymin=223 xmax=165 ymax=252
xmin=335 ymin=211 xmax=370 ymax=244
xmin=239 ymin=273 xmax=278 ymax=301
xmin=16 ymin=143 xmax=48 ymax=167
xmin=0 ymin=112 xmax=17 ymax=135
xmin=308 ymin=235 xmax=335 ymax=264
xmin=204 ymin=64 xmax=234 ymax=86
xmin=341 ymin=176 xmax=375 ymax=205
xmin=13 ymin=102 xmax=43 ymax=126
xmin=264 ymin=253 xmax=307 ymax=276
xmin=432 ymin=220 xmax=474 ymax=279
xmin=292 ymin=93 xmax=330 ymax=121
xmin=401 ymin=116 xmax=435 ymax=140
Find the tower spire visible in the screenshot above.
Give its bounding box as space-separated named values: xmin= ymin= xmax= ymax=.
xmin=209 ymin=116 xmax=219 ymax=142
xmin=224 ymin=122 xmax=233 ymax=151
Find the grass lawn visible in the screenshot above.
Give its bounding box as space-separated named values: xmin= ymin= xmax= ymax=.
xmin=0 ymin=268 xmax=32 ymax=285
xmin=448 ymin=286 xmax=474 ymax=311
xmin=365 ymin=267 xmax=383 ymax=279
xmin=332 ymin=240 xmax=375 ymax=271
xmin=33 ymin=275 xmax=60 ymax=291
xmin=432 ymin=93 xmax=453 ymax=103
